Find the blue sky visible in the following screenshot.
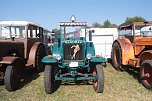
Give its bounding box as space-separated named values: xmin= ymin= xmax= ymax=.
xmin=0 ymin=0 xmax=152 ymax=30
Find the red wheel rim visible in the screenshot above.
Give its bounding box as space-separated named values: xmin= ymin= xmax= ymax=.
xmin=93 ymin=68 xmax=97 ymax=87
xmin=142 ymin=64 xmax=152 ymax=85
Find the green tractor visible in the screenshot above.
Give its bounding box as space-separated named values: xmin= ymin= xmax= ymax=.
xmin=42 ymin=16 xmax=105 ymax=93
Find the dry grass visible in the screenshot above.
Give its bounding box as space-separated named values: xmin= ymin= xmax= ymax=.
xmin=0 ymin=63 xmax=152 ymax=101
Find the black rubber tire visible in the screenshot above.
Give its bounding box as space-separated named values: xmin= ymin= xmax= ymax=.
xmin=93 ymin=64 xmax=104 ymax=93
xmin=111 ymin=42 xmax=124 ymax=71
xmin=35 ymin=44 xmax=46 ymax=72
xmin=4 ymin=65 xmax=20 ymax=92
xmin=44 ymin=65 xmax=55 ymax=94
xmin=140 ymin=60 xmax=152 ymax=89
xmin=4 ymin=58 xmax=25 ymax=92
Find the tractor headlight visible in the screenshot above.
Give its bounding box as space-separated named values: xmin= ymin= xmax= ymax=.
xmin=56 ymin=54 xmax=61 ymax=60
xmin=86 ymin=54 xmax=92 ymax=59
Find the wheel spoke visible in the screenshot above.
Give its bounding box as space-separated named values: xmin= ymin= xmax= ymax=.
xmin=93 ymin=68 xmax=97 ymax=87
xmin=93 ymin=65 xmax=104 ymax=93
xmin=141 ymin=60 xmax=152 ymax=89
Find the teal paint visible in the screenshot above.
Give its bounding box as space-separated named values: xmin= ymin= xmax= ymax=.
xmin=90 ymin=57 xmax=106 ymax=62
xmin=42 ymin=21 xmax=105 ymax=82
xmin=41 ymin=56 xmax=57 ymax=63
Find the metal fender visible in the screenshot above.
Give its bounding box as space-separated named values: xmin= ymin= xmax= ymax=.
xmin=90 ymin=57 xmax=106 ymax=63
xmin=28 ymin=42 xmax=43 ymax=67
xmin=41 ymin=56 xmax=57 ymax=63
xmin=138 ymin=50 xmax=152 ymax=64
xmin=113 ymin=38 xmax=134 ymax=65
xmin=0 ymin=56 xmax=23 ymax=64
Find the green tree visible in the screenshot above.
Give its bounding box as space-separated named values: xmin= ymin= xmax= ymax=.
xmin=92 ymin=22 xmax=102 ymax=28
xmin=110 ymin=24 xmax=118 ymax=28
xmin=102 ymin=20 xmax=111 ymax=28
xmin=125 ymin=16 xmax=146 ymax=23
xmin=52 ymin=28 xmax=60 ymax=34
xmin=102 ymin=19 xmax=118 ymax=28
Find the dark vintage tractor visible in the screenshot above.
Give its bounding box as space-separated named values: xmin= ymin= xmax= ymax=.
xmin=111 ymin=21 xmax=152 ymax=89
xmin=42 ymin=16 xmax=105 ymax=94
xmin=0 ymin=21 xmax=48 ymax=91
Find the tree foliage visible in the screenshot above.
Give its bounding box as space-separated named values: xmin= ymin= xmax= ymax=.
xmin=102 ymin=20 xmax=118 ymax=28
xmin=125 ymin=16 xmax=146 ymax=23
xmin=110 ymin=24 xmax=118 ymax=28
xmin=103 ymin=20 xmax=111 ymax=28
xmin=91 ymin=22 xmax=102 ymax=28
xmin=91 ymin=20 xmax=117 ymax=28
xmin=52 ymin=28 xmax=60 ymax=34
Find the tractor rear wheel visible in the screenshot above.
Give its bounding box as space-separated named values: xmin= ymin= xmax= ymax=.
xmin=35 ymin=44 xmax=46 ymax=72
xmin=111 ymin=42 xmax=125 ymax=71
xmin=93 ymin=64 xmax=104 ymax=93
xmin=140 ymin=60 xmax=152 ymax=89
xmin=44 ymin=65 xmax=55 ymax=94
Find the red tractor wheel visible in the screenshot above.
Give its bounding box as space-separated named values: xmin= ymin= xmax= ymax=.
xmin=93 ymin=64 xmax=104 ymax=93
xmin=35 ymin=44 xmax=46 ymax=72
xmin=112 ymin=42 xmax=125 ymax=71
xmin=140 ymin=60 xmax=152 ymax=89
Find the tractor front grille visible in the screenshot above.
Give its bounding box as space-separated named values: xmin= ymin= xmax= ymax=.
xmin=64 ymin=43 xmax=83 ymax=60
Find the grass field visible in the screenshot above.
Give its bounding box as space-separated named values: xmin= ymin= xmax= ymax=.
xmin=0 ymin=63 xmax=152 ymax=101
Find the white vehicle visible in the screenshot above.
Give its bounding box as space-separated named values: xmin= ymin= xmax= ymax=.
xmin=81 ymin=28 xmax=118 ymax=60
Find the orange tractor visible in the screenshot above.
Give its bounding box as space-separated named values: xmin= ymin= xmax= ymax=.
xmin=111 ymin=21 xmax=152 ymax=89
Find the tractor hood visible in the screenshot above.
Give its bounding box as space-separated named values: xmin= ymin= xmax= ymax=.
xmin=64 ymin=39 xmax=84 ymax=44
xmin=0 ymin=41 xmax=24 ymax=60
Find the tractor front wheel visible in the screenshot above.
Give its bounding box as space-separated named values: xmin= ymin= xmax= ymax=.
xmin=140 ymin=60 xmax=152 ymax=89
xmin=4 ymin=65 xmax=20 ymax=92
xmin=93 ymin=64 xmax=104 ymax=93
xmin=44 ymin=65 xmax=55 ymax=94
xmin=4 ymin=58 xmax=25 ymax=92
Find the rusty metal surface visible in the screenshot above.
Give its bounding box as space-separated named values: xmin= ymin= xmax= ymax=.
xmin=113 ymin=38 xmax=134 ymax=65
xmin=116 ymin=21 xmax=152 ymax=67
xmin=139 ymin=50 xmax=152 ymax=64
xmin=0 ymin=23 xmax=44 ymax=67
xmin=119 ymin=21 xmax=152 ymax=29
xmin=0 ymin=56 xmax=19 ymax=64
xmin=135 ymin=37 xmax=152 ymax=45
xmin=0 ymin=21 xmax=47 ymax=85
xmin=0 ymin=42 xmax=24 ymax=60
xmin=27 ymin=42 xmax=42 ymax=68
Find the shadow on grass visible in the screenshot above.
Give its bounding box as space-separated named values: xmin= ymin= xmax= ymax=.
xmin=52 ymin=80 xmax=62 ymax=93
xmin=0 ymin=81 xmax=4 ymax=85
xmin=108 ymin=58 xmax=141 ymax=83
xmin=62 ymin=80 xmax=92 ymax=86
xmin=0 ymin=69 xmax=41 ymax=91
xmin=18 ymin=69 xmax=40 ymax=90
xmin=51 ymin=80 xmax=93 ymax=93
xmin=107 ymin=59 xmax=113 ymax=68
xmin=125 ymin=66 xmax=141 ymax=84
xmin=110 ymin=64 xmax=141 ymax=84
